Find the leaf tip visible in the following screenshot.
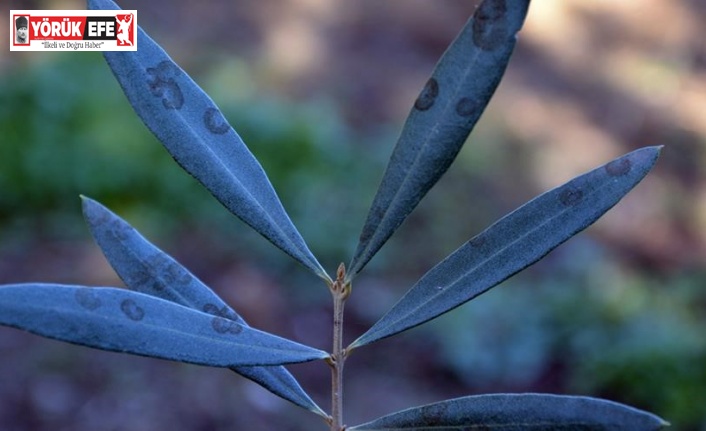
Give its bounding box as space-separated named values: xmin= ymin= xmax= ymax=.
xmin=80 ymin=197 xmax=113 ymax=233
xmin=632 ymin=145 xmax=663 ymax=168
xmin=654 ymin=416 xmax=671 ymax=428
xmin=79 ymin=194 xmax=91 ymax=211
xmin=80 ymin=194 xmax=99 ymax=214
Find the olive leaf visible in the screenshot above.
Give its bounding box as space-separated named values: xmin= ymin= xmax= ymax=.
xmin=348 ymin=0 xmax=531 ymax=279
xmin=349 ymin=393 xmax=669 ymax=430
xmin=351 ymin=146 xmax=661 ymax=349
xmin=87 ymin=0 xmax=329 ymax=282
xmin=81 ymin=196 xmax=327 ymax=418
xmin=0 ymin=284 xmax=328 ymax=367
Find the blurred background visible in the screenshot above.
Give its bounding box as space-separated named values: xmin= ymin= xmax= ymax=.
xmin=1 ymin=0 xmax=705 ymax=430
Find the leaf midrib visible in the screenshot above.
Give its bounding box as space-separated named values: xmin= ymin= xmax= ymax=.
xmin=116 ymin=42 xmax=320 ymax=275
xmin=355 ymin=19 xmax=514 ymax=274
xmin=16 ymin=292 xmax=319 ymax=358
xmin=360 ymin=175 xmax=616 ymax=344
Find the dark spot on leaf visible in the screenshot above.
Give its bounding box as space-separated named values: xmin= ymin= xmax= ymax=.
xmin=212 ymin=316 xmax=243 ymax=335
xmin=559 ymin=187 xmax=584 ymax=207
xmin=359 ymin=226 xmax=372 ymax=245
xmin=455 ymin=97 xmax=477 ymax=117
xmin=90 ymin=207 xmax=111 ymax=226
xmin=147 ymin=60 xmax=176 ymax=81
xmin=139 ymin=255 xmax=169 ymax=291
xmin=110 ymin=220 xmax=129 ymax=242
xmin=420 ymin=405 xmax=444 ymax=426
xmin=222 ymin=309 xmax=240 ymax=321
xmin=468 ymin=234 xmax=486 ymax=249
xmin=203 ymin=303 xmax=220 ymax=315
xmin=128 ymin=267 xmax=152 ymax=292
xmin=136 ymin=255 xmax=191 ymax=292
xmin=203 ymin=304 xmax=239 ymax=321
xmin=165 ymin=261 xmax=192 ymax=285
xmin=605 ymin=157 xmax=632 ymax=177
xmin=120 ymin=299 xmax=145 ymax=321
xmin=146 ymin=60 xmax=184 ymax=110
xmin=148 ymin=280 xmax=166 ymax=292
xmin=203 ymin=107 xmax=230 ymax=135
xmin=75 ymin=288 xmax=101 ymax=311
xmin=414 ymin=78 xmax=439 ymax=111
xmin=472 ymin=0 xmax=508 ymax=51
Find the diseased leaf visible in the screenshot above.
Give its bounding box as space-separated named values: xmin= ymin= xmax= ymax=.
xmin=81 ymin=196 xmax=327 ymax=418
xmin=351 ymin=147 xmax=661 ymax=348
xmin=87 ymin=0 xmax=328 ymax=282
xmin=348 ymin=0 xmax=531 ymax=278
xmin=0 ymin=284 xmax=328 ymax=367
xmin=349 ymin=393 xmax=669 ymax=430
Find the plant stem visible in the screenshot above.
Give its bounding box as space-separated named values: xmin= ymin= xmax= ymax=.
xmin=329 ymin=263 xmax=350 ymax=431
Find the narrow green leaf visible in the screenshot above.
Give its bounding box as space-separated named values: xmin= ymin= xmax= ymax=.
xmin=81 ymin=196 xmax=327 ymax=418
xmin=351 ymin=147 xmax=661 ymax=348
xmin=87 ymin=0 xmax=329 ymax=282
xmin=349 ymin=393 xmax=669 ymax=430
xmin=349 ymin=0 xmax=531 ymax=278
xmin=0 ymin=284 xmax=328 ymax=367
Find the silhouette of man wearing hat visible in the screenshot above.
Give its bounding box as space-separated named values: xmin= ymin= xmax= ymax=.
xmin=15 ymin=16 xmax=29 ymax=44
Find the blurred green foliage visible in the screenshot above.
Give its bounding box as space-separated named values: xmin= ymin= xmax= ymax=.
xmin=0 ymin=54 xmax=201 ymax=236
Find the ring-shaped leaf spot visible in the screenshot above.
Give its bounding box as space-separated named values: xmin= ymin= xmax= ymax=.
xmin=351 ymin=146 xmax=661 ymax=349
xmin=87 ymin=0 xmax=329 ymax=282
xmin=81 ymin=196 xmax=326 ymax=417
xmin=349 ymin=393 xmax=669 ymax=430
xmin=0 ymin=284 xmax=328 ymax=367
xmin=348 ymin=0 xmax=531 ymax=279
